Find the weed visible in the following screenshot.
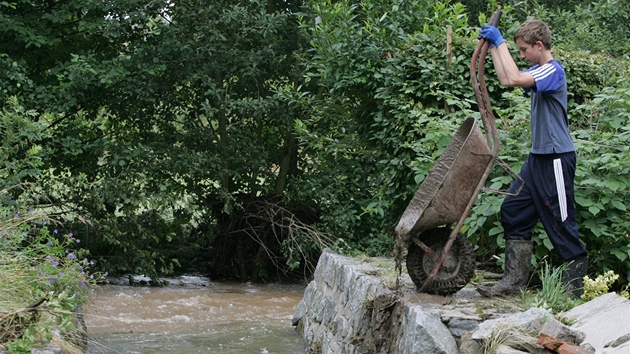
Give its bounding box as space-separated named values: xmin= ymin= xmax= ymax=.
xmin=481 ymin=323 xmax=537 ymax=354
xmin=520 ymin=261 xmax=579 ymax=314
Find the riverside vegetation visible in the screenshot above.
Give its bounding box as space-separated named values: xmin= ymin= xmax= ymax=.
xmin=0 ymin=187 xmax=104 ymax=353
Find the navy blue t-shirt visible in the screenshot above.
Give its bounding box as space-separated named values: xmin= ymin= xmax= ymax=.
xmin=523 ymin=60 xmax=575 ymax=154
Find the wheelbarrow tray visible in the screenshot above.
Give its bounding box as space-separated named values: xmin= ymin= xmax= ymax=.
xmin=395 ymin=117 xmax=494 ymax=238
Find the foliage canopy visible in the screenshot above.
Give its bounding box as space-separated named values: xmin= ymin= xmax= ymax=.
xmin=1 ymin=0 xmax=629 ymax=287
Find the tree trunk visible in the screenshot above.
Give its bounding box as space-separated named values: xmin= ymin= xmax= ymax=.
xmin=275 ymin=130 xmax=298 ymax=193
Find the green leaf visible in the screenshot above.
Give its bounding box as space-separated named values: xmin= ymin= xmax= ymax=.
xmin=588 ymin=205 xmax=601 ymax=216
xmin=575 ymin=196 xmax=593 ymax=207
xmin=611 ymin=249 xmax=628 ymax=261
xmin=489 ymin=226 xmax=502 ymax=236
xmin=611 ymin=200 xmax=627 ymax=211
xmin=543 ymin=237 xmax=553 ymax=250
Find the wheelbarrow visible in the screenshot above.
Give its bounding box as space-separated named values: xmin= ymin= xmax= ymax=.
xmin=393 ymin=11 xmax=507 ymax=295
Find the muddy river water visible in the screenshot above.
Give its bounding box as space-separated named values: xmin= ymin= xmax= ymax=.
xmin=84 ymin=277 xmax=307 ymax=353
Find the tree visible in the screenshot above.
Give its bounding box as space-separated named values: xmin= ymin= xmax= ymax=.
xmin=1 ymin=0 xmax=323 ymax=280
xmin=283 ymin=0 xmax=476 ymax=252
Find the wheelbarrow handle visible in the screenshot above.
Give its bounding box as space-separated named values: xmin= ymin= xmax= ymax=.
xmin=488 ymin=10 xmax=502 ymax=28
xmin=471 ymin=9 xmax=502 ymax=155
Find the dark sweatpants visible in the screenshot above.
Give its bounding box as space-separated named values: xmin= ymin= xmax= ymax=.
xmin=500 ymin=152 xmax=587 ymax=261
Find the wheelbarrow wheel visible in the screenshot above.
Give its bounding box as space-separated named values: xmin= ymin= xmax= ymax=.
xmin=406 ymin=227 xmax=475 ymax=295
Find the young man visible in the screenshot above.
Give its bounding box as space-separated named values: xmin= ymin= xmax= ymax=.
xmin=476 ymin=20 xmax=588 ymax=298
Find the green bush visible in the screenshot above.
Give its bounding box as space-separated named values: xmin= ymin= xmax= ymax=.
xmin=572 ymin=86 xmax=630 ymax=284
xmin=532 ymin=0 xmax=630 ymax=59
xmin=0 ymin=96 xmax=47 ymax=189
xmin=582 ymin=270 xmax=630 ymax=302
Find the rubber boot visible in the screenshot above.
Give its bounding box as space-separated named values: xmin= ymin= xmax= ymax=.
xmin=562 ymin=255 xmax=588 ymax=299
xmin=477 ymin=239 xmax=533 ymax=297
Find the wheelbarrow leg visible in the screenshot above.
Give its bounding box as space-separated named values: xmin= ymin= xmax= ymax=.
xmin=410 ymin=236 xmax=437 ymax=258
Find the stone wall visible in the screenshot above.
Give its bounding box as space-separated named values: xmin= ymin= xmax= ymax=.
xmin=292 ymin=249 xmax=459 ymax=353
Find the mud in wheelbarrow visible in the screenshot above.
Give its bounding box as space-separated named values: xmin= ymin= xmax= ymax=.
xmin=396 ymin=118 xmax=493 ymax=236
xmin=393 ymin=118 xmax=494 ymax=295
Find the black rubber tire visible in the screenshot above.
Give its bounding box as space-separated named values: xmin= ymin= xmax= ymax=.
xmin=406 ymin=227 xmax=475 ymax=295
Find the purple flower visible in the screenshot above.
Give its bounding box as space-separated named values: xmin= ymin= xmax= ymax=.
xmin=13 ymin=213 xmax=19 ymax=219
xmin=78 ymin=281 xmax=86 ymax=287
xmin=43 ymin=220 xmax=48 ymax=226
xmin=46 ymin=255 xmax=59 ymax=267
xmin=68 ymin=253 xmax=77 ymax=260
xmin=53 ymin=229 xmax=58 ymax=234
xmin=60 ymin=272 xmax=65 ymax=277
xmin=46 ymin=241 xmax=52 ymax=246
xmin=47 ymin=278 xmax=57 ymax=284
xmin=75 ymin=239 xmax=80 ymax=243
xmin=68 ymin=233 xmax=73 ymax=238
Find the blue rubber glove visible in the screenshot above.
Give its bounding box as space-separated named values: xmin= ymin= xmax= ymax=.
xmin=478 ymin=25 xmax=505 ymax=48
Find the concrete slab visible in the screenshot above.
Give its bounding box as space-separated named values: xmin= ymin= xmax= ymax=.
xmin=561 ymin=293 xmax=630 ymax=353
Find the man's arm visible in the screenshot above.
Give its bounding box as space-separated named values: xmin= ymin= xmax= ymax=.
xmin=478 ymin=26 xmax=535 ymax=88
xmin=489 ymin=43 xmax=535 ymax=88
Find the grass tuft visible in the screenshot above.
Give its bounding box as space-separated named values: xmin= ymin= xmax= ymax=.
xmin=520 ymin=260 xmax=580 ymax=314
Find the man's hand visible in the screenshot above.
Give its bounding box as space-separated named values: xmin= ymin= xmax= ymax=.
xmin=478 ymin=26 xmax=505 ymax=48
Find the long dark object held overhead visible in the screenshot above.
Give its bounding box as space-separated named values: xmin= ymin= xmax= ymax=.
xmin=471 ymin=10 xmax=502 ymax=155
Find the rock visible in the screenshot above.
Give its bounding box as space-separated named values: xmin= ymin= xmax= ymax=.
xmin=448 ymin=318 xmax=480 ymax=338
xmin=29 ymin=350 xmax=60 ymax=354
xmin=605 ymin=332 xmax=630 ymax=348
xmin=537 ymin=332 xmax=592 ymax=353
xmin=471 ymin=307 xmax=554 ymax=341
xmin=494 ymin=345 xmax=530 ymax=354
xmin=395 ymin=304 xmax=459 ymax=354
xmin=459 ymin=332 xmax=483 ymax=354
xmin=292 ymin=250 xmax=415 ymax=353
xmin=561 ymin=292 xmax=630 ymax=353
xmin=293 ymin=249 xmax=473 ymax=353
xmin=539 ymin=316 xmax=585 ymax=345
xmin=537 ymin=332 xmax=566 ymax=351
xmin=603 ymin=339 xmax=630 ymax=354
xmin=505 ymin=331 xmax=546 ymax=353
xmin=557 ymin=342 xmax=589 ymax=354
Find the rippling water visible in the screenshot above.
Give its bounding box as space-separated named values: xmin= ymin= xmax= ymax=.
xmin=84 ymin=277 xmax=307 ymax=353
